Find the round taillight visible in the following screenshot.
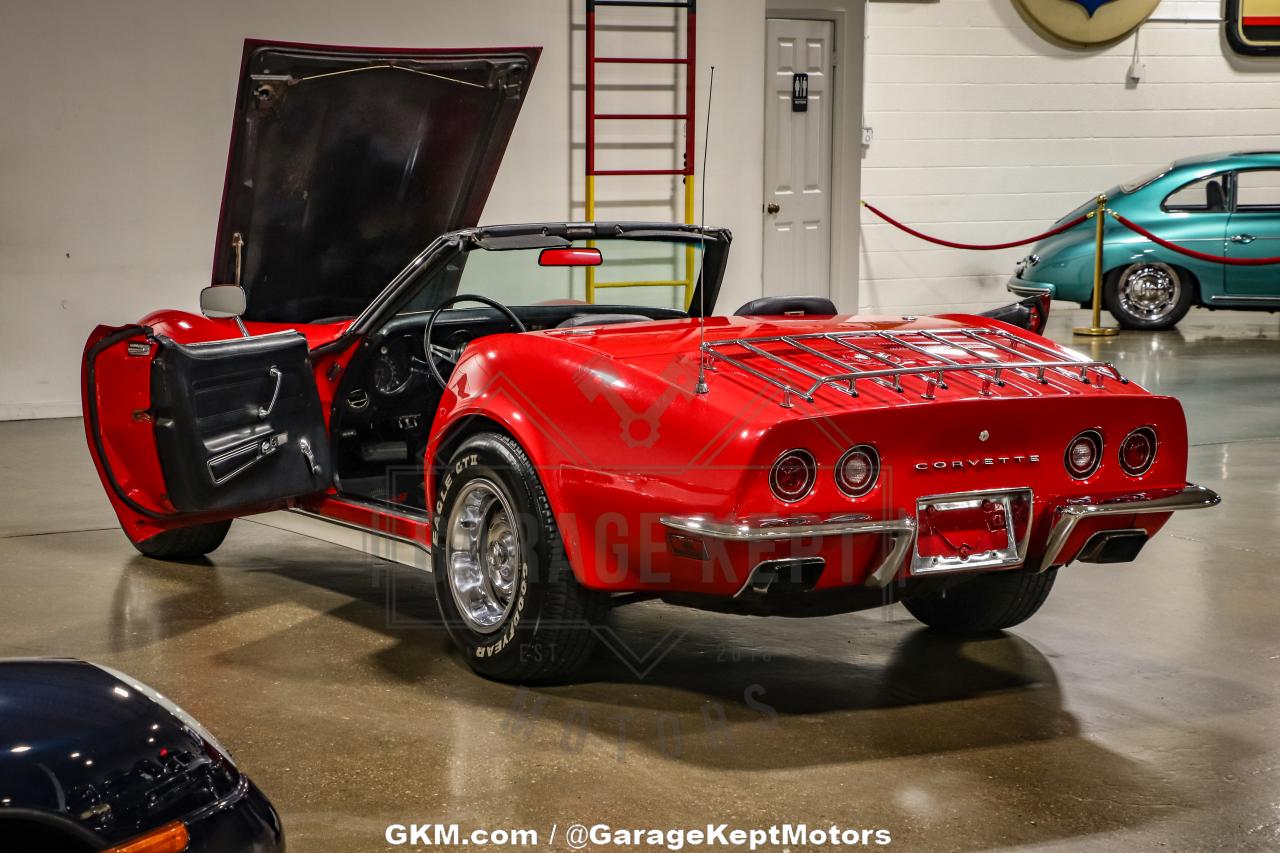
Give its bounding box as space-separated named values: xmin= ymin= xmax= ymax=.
xmin=1064 ymin=429 xmax=1103 ymax=479
xmin=835 ymin=445 xmax=880 ymax=498
xmin=1119 ymin=427 xmax=1157 ymax=476
xmin=769 ymin=449 xmax=817 ymax=503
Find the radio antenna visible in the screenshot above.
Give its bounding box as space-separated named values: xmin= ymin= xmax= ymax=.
xmin=694 ymin=65 xmax=715 ymax=396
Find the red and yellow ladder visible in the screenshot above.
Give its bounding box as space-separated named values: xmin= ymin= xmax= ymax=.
xmin=585 ymin=0 xmax=697 ymax=306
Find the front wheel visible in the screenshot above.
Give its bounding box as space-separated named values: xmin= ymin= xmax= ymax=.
xmin=1104 ymin=262 xmax=1192 ymax=330
xmin=130 ymin=520 xmax=232 ymax=561
xmin=432 ymin=432 xmax=608 ymax=682
xmin=902 ymin=568 xmax=1057 ymax=634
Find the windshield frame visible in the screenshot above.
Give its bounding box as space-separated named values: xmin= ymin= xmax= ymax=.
xmin=337 ymin=222 xmax=733 ymax=346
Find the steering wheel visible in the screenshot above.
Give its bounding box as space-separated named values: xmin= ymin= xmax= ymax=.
xmin=424 ymin=294 xmax=528 ymax=388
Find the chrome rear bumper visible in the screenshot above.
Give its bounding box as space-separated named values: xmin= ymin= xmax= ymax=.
xmin=660 ymin=482 xmax=1219 ymax=591
xmin=659 ymin=514 xmax=915 ymax=542
xmin=1040 ymin=483 xmax=1220 ymax=569
xmin=659 ymin=514 xmax=917 ymax=590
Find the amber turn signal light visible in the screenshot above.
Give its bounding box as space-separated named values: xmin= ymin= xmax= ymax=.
xmin=104 ymin=821 xmax=189 ymax=853
xmin=667 ymin=531 xmax=709 ymax=560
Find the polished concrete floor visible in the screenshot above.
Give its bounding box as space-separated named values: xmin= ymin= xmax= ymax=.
xmin=1 ymin=308 xmax=1278 ymax=851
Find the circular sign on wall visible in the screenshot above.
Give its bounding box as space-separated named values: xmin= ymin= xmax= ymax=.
xmin=1015 ymin=0 xmax=1161 ymax=45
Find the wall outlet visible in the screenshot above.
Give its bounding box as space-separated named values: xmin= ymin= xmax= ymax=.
xmin=861 ymin=126 xmax=874 ymax=145
xmin=1127 ymin=59 xmax=1146 ymax=83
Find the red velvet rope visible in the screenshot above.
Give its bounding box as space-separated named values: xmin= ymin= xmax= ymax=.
xmin=861 ymin=201 xmax=1091 ymax=251
xmin=1109 ymin=211 xmax=1280 ymax=266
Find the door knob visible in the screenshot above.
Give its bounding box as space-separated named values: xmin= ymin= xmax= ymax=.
xmin=766 ymin=203 xmax=781 ymax=215
xmin=1231 ymin=234 xmax=1256 ymax=244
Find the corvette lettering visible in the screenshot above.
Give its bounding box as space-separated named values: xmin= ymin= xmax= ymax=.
xmin=915 ymin=455 xmax=1040 ymax=471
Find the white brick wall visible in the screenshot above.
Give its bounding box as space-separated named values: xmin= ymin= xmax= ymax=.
xmin=859 ymin=0 xmax=1280 ymax=314
xmin=0 ymin=0 xmax=767 ymax=418
xmin=4 ymin=0 xmax=1277 ymax=416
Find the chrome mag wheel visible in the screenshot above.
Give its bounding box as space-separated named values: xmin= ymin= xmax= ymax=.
xmin=445 ymin=478 xmax=521 ymax=634
xmin=1118 ymin=263 xmax=1180 ymax=322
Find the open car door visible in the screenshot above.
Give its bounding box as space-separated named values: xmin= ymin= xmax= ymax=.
xmin=83 ymin=324 xmax=331 ymax=543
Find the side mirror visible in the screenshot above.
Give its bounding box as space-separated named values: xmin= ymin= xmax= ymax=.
xmin=200 ymin=284 xmax=247 ymax=319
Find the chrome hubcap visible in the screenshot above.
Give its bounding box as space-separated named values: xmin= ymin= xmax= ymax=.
xmin=445 ymin=479 xmax=521 ymax=634
xmin=1119 ymin=263 xmax=1179 ymax=321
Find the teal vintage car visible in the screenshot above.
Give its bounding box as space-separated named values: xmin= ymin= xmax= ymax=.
xmin=1009 ymin=151 xmax=1280 ymax=329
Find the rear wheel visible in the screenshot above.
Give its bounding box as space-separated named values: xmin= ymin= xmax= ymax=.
xmin=1104 ymin=262 xmax=1193 ymax=330
xmin=432 ymin=432 xmax=608 ymax=682
xmin=902 ymin=568 xmax=1057 ymax=633
xmin=131 ymin=520 xmax=231 ymax=561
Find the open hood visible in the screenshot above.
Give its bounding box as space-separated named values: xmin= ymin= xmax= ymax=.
xmin=213 ymin=40 xmax=540 ymax=323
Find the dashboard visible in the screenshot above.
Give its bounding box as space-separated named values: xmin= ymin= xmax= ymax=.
xmin=343 ymin=304 xmax=680 ymax=417
xmin=346 ymin=315 xmax=521 ymax=419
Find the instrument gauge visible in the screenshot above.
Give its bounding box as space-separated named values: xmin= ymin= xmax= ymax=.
xmin=372 ymin=343 xmax=410 ymax=395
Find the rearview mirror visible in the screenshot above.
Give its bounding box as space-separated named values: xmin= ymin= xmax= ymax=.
xmin=200 ymin=284 xmax=247 ymax=319
xmin=539 ymin=247 xmax=602 ymax=267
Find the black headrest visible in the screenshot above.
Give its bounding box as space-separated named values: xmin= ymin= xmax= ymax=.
xmin=734 ymin=296 xmax=837 ymax=317
xmin=557 ymin=313 xmax=652 ymax=329
xmin=1206 ymin=180 xmax=1225 ymax=212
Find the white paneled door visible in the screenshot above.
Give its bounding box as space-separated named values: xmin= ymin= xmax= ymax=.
xmin=764 ymin=18 xmax=835 ymax=299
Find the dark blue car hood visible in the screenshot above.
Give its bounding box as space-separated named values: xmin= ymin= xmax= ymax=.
xmin=0 ymin=659 xmax=240 ymax=846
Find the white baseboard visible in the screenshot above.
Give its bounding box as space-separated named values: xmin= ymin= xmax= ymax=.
xmin=0 ymin=401 xmax=81 ymax=421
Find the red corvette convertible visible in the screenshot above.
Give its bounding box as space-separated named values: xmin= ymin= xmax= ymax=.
xmin=83 ymin=41 xmax=1218 ymax=681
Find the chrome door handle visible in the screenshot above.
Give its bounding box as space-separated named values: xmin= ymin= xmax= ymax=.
xmin=766 ymin=203 xmax=781 ymax=215
xmin=258 ymin=366 xmax=283 ymax=419
xmin=208 ymin=432 xmax=287 ymax=486
xmin=1231 ymin=234 xmax=1256 ymax=244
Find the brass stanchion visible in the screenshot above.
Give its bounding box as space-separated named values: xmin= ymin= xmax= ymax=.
xmin=1074 ymin=193 xmax=1119 ymax=337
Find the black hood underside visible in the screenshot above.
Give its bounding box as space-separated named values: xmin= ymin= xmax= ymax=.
xmin=213 ymin=41 xmax=539 ymax=323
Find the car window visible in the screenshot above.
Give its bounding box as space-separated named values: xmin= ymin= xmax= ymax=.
xmin=1163 ymin=176 xmax=1227 ymax=213
xmin=1235 ymin=170 xmax=1280 ymax=213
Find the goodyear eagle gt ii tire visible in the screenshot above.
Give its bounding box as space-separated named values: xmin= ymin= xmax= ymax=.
xmin=902 ymin=567 xmax=1058 ymax=633
xmin=432 ymin=432 xmax=608 ymax=682
xmin=130 ymin=520 xmax=232 ymax=561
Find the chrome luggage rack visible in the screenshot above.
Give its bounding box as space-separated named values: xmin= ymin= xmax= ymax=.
xmin=700 ymin=327 xmax=1127 ymax=407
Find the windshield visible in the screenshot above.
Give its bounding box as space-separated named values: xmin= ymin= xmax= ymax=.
xmin=399 ymin=236 xmax=706 ymax=314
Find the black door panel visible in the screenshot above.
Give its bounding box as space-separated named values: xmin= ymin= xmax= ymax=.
xmin=150 ymin=331 xmax=329 ymax=513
